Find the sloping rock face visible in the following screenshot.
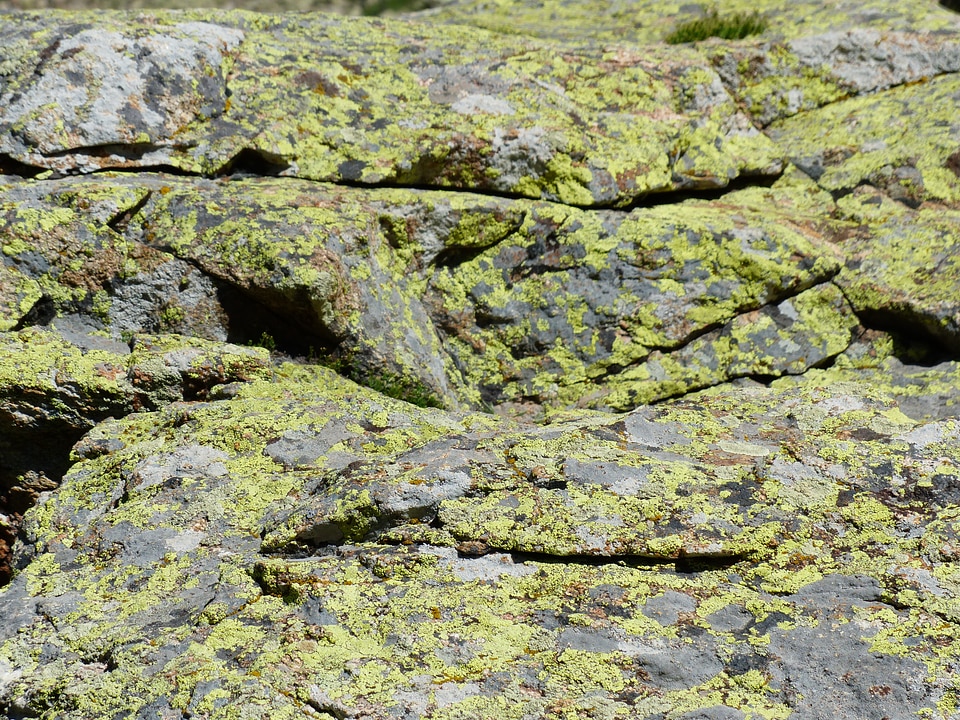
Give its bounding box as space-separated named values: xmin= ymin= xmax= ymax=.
xmin=2 ymin=1 xmax=960 ymax=718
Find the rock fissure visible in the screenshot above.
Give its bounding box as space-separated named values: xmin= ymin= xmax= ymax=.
xmin=623 ymin=172 xmax=783 ymax=212
xmin=105 ymin=189 xmax=153 ymax=235
xmin=0 ymin=154 xmax=46 ymax=178
xmin=9 ymin=159 xmax=792 ymax=217
xmin=40 ymin=141 xmax=181 ymax=163
xmin=506 ymin=548 xmax=750 ymax=573
xmin=830 ymin=279 xmax=960 ymax=365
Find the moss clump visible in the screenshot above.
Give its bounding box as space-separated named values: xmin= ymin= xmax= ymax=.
xmin=361 ymin=370 xmax=445 ymax=409
xmin=665 ymin=8 xmax=768 ymax=44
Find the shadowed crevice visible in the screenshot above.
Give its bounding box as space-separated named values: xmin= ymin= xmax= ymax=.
xmin=626 ymin=171 xmax=781 ymax=211
xmin=323 ymin=170 xmax=785 ymax=213
xmin=0 ymin=153 xmax=47 ymax=179
xmin=503 ymin=548 xmax=748 ymax=574
xmin=6 ymin=150 xmax=787 ymax=215
xmin=851 ymin=309 xmax=958 ymax=366
xmin=106 ymin=190 xmax=152 ymax=235
xmin=0 ymin=422 xmax=101 ymax=586
xmin=11 ymin=296 xmax=58 ymax=330
xmin=43 ymin=141 xmax=175 ymax=162
xmin=831 ymin=281 xmax=960 ymax=366
xmin=216 ymin=147 xmax=292 ymax=178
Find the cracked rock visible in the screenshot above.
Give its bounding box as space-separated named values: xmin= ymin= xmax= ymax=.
xmin=1 ymin=1 xmax=960 ymax=718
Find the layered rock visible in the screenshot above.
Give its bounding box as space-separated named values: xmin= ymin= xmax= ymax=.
xmin=2 ymin=0 xmax=960 ymax=718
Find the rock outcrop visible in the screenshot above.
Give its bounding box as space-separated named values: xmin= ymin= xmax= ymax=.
xmin=2 ymin=1 xmax=960 ymax=718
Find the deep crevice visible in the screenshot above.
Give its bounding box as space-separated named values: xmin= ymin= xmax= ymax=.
xmin=624 ymin=171 xmax=781 ymax=211
xmin=12 ymin=296 xmax=58 ymax=330
xmin=216 ymin=147 xmax=292 ymax=178
xmin=0 ymin=153 xmax=47 ymax=178
xmin=503 ymin=548 xmax=748 ymax=573
xmin=10 ymin=150 xmax=786 ymax=215
xmin=88 ymin=162 xmax=202 ymax=179
xmin=647 ymin=374 xmax=766 ymax=407
xmin=0 ymin=424 xmax=93 ymax=585
xmin=851 ymin=310 xmax=957 ymax=366
xmin=213 ymin=282 xmax=341 ymax=361
xmin=323 ymin=170 xmax=784 ymax=213
xmin=208 ymin=163 xmax=785 ymax=213
xmin=832 ymin=281 xmax=959 ymax=366
xmin=321 ymin=174 xmax=561 ymax=205
xmin=647 ymin=353 xmax=846 ymax=407
xmin=43 ymin=141 xmax=178 ymax=162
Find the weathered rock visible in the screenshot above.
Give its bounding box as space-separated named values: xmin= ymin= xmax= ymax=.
xmin=832 ymin=191 xmax=960 ymax=352
xmin=0 ymin=174 xmax=237 ymax=339
xmin=768 ymin=71 xmax=960 ymax=206
xmin=0 ymin=327 xmax=269 ymax=582
xmin=1 ymin=0 xmax=960 ymax=717
xmin=0 ymin=12 xmax=782 ymax=205
xmin=1 ymin=358 xmax=958 ymax=718
xmin=709 ymin=30 xmax=960 ymax=126
xmin=421 ymin=0 xmax=960 ymax=44
xmin=1 ymin=171 xmax=860 ymax=414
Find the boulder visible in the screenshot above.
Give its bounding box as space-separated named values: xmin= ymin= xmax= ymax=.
xmin=1 ymin=0 xmax=960 ymax=718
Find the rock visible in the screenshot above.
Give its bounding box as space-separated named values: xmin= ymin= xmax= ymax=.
xmin=421 ymin=0 xmax=960 ymax=43
xmin=2 ymin=360 xmax=959 ymax=718
xmin=832 ymin=192 xmax=960 ymax=351
xmin=0 ymin=12 xmax=782 ymax=204
xmin=768 ymin=72 xmax=960 ymax=206
xmin=709 ymin=29 xmax=960 ymax=126
xmin=0 ymin=327 xmax=269 ymax=582
xmin=1 ymin=0 xmax=960 ymax=717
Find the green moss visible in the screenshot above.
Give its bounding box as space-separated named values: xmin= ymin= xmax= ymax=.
xmin=353 ymin=367 xmax=445 ymax=409
xmin=665 ymin=8 xmax=768 ymax=44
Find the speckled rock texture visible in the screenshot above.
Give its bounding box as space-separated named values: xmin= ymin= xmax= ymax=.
xmin=2 ymin=0 xmax=960 ymax=718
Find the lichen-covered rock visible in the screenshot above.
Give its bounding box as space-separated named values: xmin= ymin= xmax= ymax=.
xmin=0 ymin=174 xmax=235 ymax=338
xmin=0 ymin=12 xmax=783 ymax=205
xmin=831 ymin=191 xmax=960 ymax=352
xmin=1 ymin=170 xmax=863 ymax=415
xmin=0 ymin=327 xmax=269 ymax=582
xmin=424 ymin=183 xmax=853 ymax=412
xmin=2 ymin=0 xmax=960 ymax=717
xmin=708 ymin=30 xmax=960 ymax=126
xmin=421 ymin=0 xmax=960 ymax=44
xmin=2 ymin=359 xmax=959 ymax=718
xmin=768 ymin=72 xmax=960 ymax=206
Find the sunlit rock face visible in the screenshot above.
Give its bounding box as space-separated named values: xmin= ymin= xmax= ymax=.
xmin=2 ymin=2 xmax=960 ymax=718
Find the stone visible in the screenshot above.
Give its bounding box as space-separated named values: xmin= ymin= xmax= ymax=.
xmin=1 ymin=0 xmax=960 ymax=717
xmin=768 ymin=73 xmax=960 ymax=206
xmin=0 ymin=12 xmax=782 ymax=205
xmin=2 ymin=360 xmax=958 ymax=718
xmin=422 ymin=0 xmax=960 ymax=44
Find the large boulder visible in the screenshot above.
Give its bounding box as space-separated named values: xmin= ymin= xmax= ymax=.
xmin=2 ymin=0 xmax=960 ymax=717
